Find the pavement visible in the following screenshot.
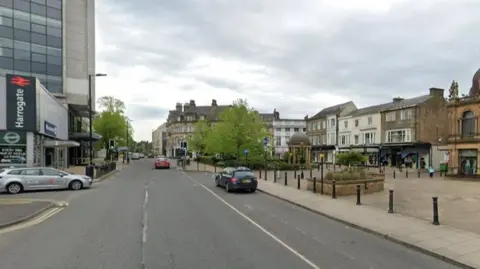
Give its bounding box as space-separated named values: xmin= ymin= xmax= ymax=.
xmin=0 ymin=158 xmax=461 ymax=268
xmin=0 ymin=200 xmax=55 ymax=228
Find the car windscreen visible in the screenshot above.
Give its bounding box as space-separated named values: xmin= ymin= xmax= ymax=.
xmin=157 ymin=158 xmax=166 ymax=161
xmin=234 ymin=171 xmax=255 ymax=178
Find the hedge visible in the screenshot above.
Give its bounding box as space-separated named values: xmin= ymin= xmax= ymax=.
xmin=197 ymin=156 xmax=313 ymax=171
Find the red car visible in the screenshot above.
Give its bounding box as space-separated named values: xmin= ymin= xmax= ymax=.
xmin=154 ymin=158 xmax=170 ymax=169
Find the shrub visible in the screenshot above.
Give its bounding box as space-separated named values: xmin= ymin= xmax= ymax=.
xmin=336 ymin=152 xmax=367 ymax=166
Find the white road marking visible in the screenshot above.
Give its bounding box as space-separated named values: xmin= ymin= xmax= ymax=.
xmin=141 ymin=182 xmax=149 ymax=269
xmin=182 ymin=172 xmax=321 ymax=269
xmin=0 ymin=207 xmax=64 ymax=235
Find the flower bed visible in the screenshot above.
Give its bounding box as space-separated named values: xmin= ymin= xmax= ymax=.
xmin=306 ymin=168 xmax=385 ymax=196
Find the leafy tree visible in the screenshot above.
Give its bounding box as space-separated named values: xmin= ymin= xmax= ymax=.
xmin=187 ymin=120 xmax=211 ymax=154
xmin=97 ymin=96 xmax=126 ymax=113
xmin=336 ymin=152 xmax=367 ymax=166
xmin=205 ymin=99 xmax=269 ymax=158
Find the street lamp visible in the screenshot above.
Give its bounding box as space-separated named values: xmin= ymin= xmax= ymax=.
xmin=88 ymin=73 xmax=107 ymax=165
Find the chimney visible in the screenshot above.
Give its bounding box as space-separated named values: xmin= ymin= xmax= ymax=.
xmin=393 ymin=97 xmax=404 ymax=103
xmin=211 ymin=99 xmax=217 ymax=106
xmin=183 ymin=102 xmax=189 ymax=112
xmin=429 ymin=88 xmax=444 ymax=97
xmin=189 ymin=100 xmax=196 ymax=108
xmin=175 ymin=102 xmax=182 ymax=111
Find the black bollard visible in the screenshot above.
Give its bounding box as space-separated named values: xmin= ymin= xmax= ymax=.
xmin=432 ymin=197 xmax=440 ymax=225
xmin=393 ymin=170 xmax=396 ymax=179
xmin=309 ymin=169 xmax=312 ymax=179
xmin=259 ymin=169 xmax=262 ymax=179
xmin=297 ymin=175 xmax=300 ymax=189
xmin=214 ymin=165 xmax=217 ymax=173
xmin=264 ymin=170 xmax=267 ymax=181
xmin=274 ymin=170 xmax=277 ymax=183
xmin=320 ymin=176 xmax=324 ymax=195
xmin=388 ymin=190 xmax=394 ymax=213
xmin=406 ymin=169 xmax=408 ymax=178
xmin=356 ymin=185 xmax=361 ymax=205
xmin=332 ymin=180 xmax=337 ymax=199
xmin=317 ymin=162 xmax=320 ymax=171
xmin=284 ymin=172 xmax=287 ymax=186
xmin=418 ymin=170 xmax=420 ymax=178
xmin=294 ymin=169 xmax=297 ymax=179
xmin=313 ymin=176 xmax=317 ymax=193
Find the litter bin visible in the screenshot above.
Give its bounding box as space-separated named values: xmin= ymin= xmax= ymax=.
xmin=85 ymin=164 xmax=95 ymax=179
xmin=440 ymin=163 xmax=448 ymax=172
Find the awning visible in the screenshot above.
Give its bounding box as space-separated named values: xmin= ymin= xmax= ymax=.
xmin=69 ymin=132 xmax=102 ymax=141
xmin=44 ymin=140 xmax=80 ymax=147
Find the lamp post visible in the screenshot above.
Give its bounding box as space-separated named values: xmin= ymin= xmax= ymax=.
xmin=88 ymin=73 xmax=107 ymax=165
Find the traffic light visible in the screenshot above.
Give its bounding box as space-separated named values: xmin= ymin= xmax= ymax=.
xmin=109 ymin=139 xmax=116 ymax=149
xmin=180 ymin=141 xmax=188 ymax=149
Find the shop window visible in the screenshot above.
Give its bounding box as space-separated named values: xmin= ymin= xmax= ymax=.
xmin=461 ymin=111 xmax=476 ymax=137
xmin=459 ymin=149 xmax=478 ymax=175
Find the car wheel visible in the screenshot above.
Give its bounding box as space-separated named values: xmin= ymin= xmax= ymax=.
xmin=225 ymin=182 xmax=231 ymax=192
xmin=215 ymin=177 xmax=220 ymax=187
xmin=69 ymin=180 xmax=83 ymax=190
xmin=250 ymin=188 xmax=256 ymax=193
xmin=6 ymin=182 xmax=22 ymax=194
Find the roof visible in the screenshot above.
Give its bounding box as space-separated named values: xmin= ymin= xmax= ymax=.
xmin=380 ymin=95 xmax=432 ymax=112
xmin=259 ymin=113 xmax=275 ymax=121
xmin=287 ymin=132 xmax=311 ymax=146
xmin=167 ymin=105 xmax=230 ymax=122
xmin=310 ymin=101 xmax=355 ymax=120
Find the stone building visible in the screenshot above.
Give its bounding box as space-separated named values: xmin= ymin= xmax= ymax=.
xmin=441 ymin=69 xmax=480 ymax=175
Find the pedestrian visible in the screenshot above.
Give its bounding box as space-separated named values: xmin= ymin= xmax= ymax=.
xmin=428 ymin=166 xmax=434 ymax=178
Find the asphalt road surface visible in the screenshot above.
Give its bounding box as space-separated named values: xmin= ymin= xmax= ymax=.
xmin=0 ymin=159 xmax=460 ymax=269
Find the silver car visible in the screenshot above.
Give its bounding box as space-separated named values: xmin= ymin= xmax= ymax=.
xmin=0 ymin=167 xmax=93 ymax=194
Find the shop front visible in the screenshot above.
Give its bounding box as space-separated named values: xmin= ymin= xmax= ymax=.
xmin=0 ymin=74 xmax=78 ymax=168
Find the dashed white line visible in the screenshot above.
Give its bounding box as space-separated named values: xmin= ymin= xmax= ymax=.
xmin=141 ymin=182 xmax=149 ymax=269
xmin=181 ymin=172 xmax=321 ymax=269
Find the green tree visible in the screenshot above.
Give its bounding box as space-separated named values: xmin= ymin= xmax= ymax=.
xmin=205 ymin=99 xmax=268 ymax=158
xmin=187 ymin=120 xmax=211 ymax=154
xmin=97 ymin=96 xmax=126 ymax=113
xmin=336 ymin=152 xmax=367 ymax=166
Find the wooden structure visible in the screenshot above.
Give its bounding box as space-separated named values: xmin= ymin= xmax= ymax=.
xmin=287 ymin=132 xmax=312 ymax=168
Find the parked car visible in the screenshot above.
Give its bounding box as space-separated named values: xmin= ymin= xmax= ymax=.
xmin=132 ymin=153 xmax=141 ymax=160
xmin=154 ymin=158 xmax=170 ymax=169
xmin=147 ymin=153 xmax=154 ymax=158
xmin=214 ymin=167 xmax=257 ymax=193
xmin=139 ymin=153 xmax=145 ymax=158
xmin=0 ymin=167 xmax=93 ymax=194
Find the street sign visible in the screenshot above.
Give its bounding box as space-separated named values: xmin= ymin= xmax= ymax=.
xmin=263 ymin=137 xmax=268 ymax=146
xmin=244 ymin=149 xmax=249 ymax=155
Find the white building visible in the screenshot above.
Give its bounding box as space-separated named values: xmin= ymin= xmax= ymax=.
xmin=273 ymin=119 xmax=306 ymax=156
xmin=322 ymin=102 xmax=357 ymax=162
xmin=338 ymin=103 xmax=388 ymax=166
xmin=152 ymin=123 xmax=166 ymax=156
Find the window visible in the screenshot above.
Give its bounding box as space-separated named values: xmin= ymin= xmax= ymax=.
xmin=32 ymin=0 xmax=46 ymax=4
xmin=41 ymin=168 xmax=64 ymax=176
xmin=294 ymin=127 xmax=299 ymax=132
xmin=46 ymin=7 xmax=61 ymax=20
xmin=46 ymin=0 xmax=61 ymax=9
xmin=14 ymin=40 xmax=29 ymax=51
xmin=355 ymin=119 xmax=359 ymax=127
xmin=461 ymin=111 xmax=476 ymax=137
xmin=344 ymin=120 xmax=348 ymax=128
xmin=13 ymin=0 xmax=30 ymax=12
xmin=329 ymin=132 xmax=335 ymax=144
xmin=31 ymin=3 xmax=46 ymax=17
xmin=354 ymin=135 xmax=359 ymax=144
xmin=32 ymin=52 xmax=46 ymax=62
xmin=0 ymin=16 xmax=12 ymax=27
xmin=303 ymin=128 xmax=306 ymax=132
xmin=31 ymin=23 xmax=46 ymax=34
xmin=13 ymin=9 xmax=30 ymax=22
xmin=362 ymin=132 xmax=375 ymax=144
xmin=340 ymin=135 xmax=349 ymax=146
xmin=0 ymin=25 xmax=12 ymax=38
xmin=330 ymin=118 xmax=335 ymax=127
xmin=7 ymin=169 xmax=22 ymax=175
xmin=14 ymin=59 xmax=30 ymax=71
xmin=386 ymin=129 xmax=411 ymax=143
xmin=400 ymin=109 xmax=412 ymax=120
xmin=275 ymin=136 xmax=281 ymax=146
xmin=48 ymin=35 xmax=63 ymax=48
xmin=0 ymin=0 xmax=13 ymax=8
xmin=285 ymin=128 xmax=290 ymax=132
xmin=21 ymin=169 xmax=41 ymax=176
xmin=368 ymin=117 xmax=372 ymax=125
xmin=13 ymin=48 xmax=29 ymax=60
xmin=13 ymin=28 xmax=30 ymax=42
xmin=386 ymin=111 xmax=396 ymax=121
xmin=46 ymin=26 xmax=60 ymax=37
xmin=46 ymin=63 xmax=61 ymax=76
xmin=13 ymin=19 xmax=29 ymax=30
xmin=0 ymin=47 xmax=12 ymax=57
xmin=31 ymin=62 xmax=46 ymax=73
xmin=275 ymin=128 xmax=281 ymax=132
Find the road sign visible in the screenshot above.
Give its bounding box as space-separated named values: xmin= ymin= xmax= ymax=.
xmin=263 ymin=137 xmax=268 ymax=145
xmin=244 ymin=149 xmax=249 ymax=155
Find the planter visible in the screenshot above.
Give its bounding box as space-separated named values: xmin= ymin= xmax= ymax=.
xmin=306 ymin=174 xmax=385 ymax=196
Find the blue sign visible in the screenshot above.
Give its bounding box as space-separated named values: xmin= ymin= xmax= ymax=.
xmin=244 ymin=149 xmax=249 ymax=155
xmin=44 ymin=121 xmax=57 ymax=137
xmin=263 ymin=137 xmax=268 ymax=145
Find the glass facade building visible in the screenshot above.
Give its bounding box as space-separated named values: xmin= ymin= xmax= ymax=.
xmin=0 ymin=0 xmax=62 ymax=94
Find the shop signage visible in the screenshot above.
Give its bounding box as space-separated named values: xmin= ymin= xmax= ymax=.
xmin=6 ymin=74 xmax=37 ymax=131
xmin=0 ymin=131 xmax=26 ymax=165
xmin=44 ymin=121 xmax=57 ymax=137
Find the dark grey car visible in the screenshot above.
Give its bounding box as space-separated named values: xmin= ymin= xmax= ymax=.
xmin=214 ymin=167 xmax=257 ymax=193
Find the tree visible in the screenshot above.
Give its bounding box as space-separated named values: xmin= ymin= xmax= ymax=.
xmin=336 ymin=152 xmax=367 ymax=166
xmin=205 ymin=99 xmax=268 ymax=158
xmin=97 ymin=96 xmax=126 ymax=113
xmin=187 ymin=120 xmax=211 ymax=154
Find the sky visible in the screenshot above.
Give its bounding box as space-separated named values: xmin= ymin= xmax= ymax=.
xmin=94 ymin=0 xmax=480 ymax=142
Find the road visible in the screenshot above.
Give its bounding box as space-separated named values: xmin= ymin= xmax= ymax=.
xmin=0 ymin=159 xmax=460 ymax=269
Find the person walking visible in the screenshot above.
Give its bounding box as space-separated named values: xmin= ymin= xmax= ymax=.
xmin=428 ymin=166 xmax=435 ymax=178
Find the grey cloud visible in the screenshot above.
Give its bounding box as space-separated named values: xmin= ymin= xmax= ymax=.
xmin=196 ymin=76 xmax=241 ymax=90
xmin=127 ymin=104 xmax=168 ymax=120
xmin=98 ymin=0 xmax=480 ymax=115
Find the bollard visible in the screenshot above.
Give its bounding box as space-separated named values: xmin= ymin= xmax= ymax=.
xmin=214 ymin=165 xmax=217 ymax=173
xmin=313 ymin=176 xmax=317 ymax=193
xmin=432 ymin=197 xmax=440 ymax=225
xmin=393 ymin=170 xmax=396 ymax=179
xmin=264 ymin=170 xmax=267 ymax=181
xmin=332 ymin=180 xmax=337 ymax=199
xmin=274 ymin=170 xmax=277 ymax=183
xmin=301 ymin=170 xmax=304 ymax=179
xmin=297 ymin=175 xmax=300 ymax=189
xmin=284 ymin=172 xmax=287 ymax=186
xmin=309 ymin=169 xmax=312 ymax=179
xmin=317 ymin=162 xmax=320 ymax=171
xmin=320 ymin=176 xmax=324 ymax=195
xmin=259 ymin=169 xmax=262 ymax=179
xmin=388 ymin=190 xmax=394 ymax=213
xmin=294 ymin=169 xmax=297 ymax=179
xmin=440 ymin=171 xmax=443 ymax=177
xmin=356 ymin=185 xmax=361 ymax=205
xmin=418 ymin=170 xmax=420 ymax=178
xmin=406 ymin=169 xmax=408 ymax=178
